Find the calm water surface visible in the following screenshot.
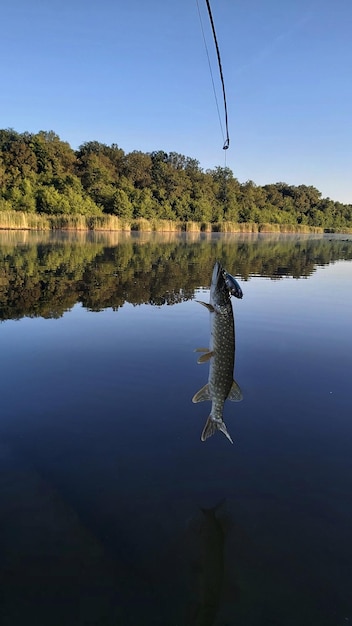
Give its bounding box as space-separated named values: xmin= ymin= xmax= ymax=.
xmin=0 ymin=231 xmax=352 ymax=625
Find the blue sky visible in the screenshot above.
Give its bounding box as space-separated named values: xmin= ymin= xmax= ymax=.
xmin=2 ymin=0 xmax=351 ymax=203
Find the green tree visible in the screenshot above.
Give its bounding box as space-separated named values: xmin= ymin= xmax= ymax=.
xmin=110 ymin=189 xmax=133 ymax=219
xmin=37 ymin=186 xmax=70 ymax=214
xmin=122 ymin=151 xmax=152 ymax=189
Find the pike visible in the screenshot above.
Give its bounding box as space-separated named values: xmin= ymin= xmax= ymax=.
xmin=192 ymin=262 xmax=243 ymax=443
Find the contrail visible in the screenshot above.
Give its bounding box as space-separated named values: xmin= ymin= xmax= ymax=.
xmin=234 ymin=11 xmax=314 ymax=76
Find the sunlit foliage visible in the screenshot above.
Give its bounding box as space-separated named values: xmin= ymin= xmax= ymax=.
xmin=0 ymin=129 xmax=351 ymax=230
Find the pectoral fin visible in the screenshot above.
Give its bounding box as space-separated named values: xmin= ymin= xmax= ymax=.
xmin=192 ymin=384 xmax=211 ymax=403
xmin=197 ymin=351 xmax=214 ymax=364
xmin=194 ymin=347 xmax=210 ymax=353
xmin=196 ymin=301 xmax=215 ymax=313
xmin=227 ymin=380 xmax=243 ymax=402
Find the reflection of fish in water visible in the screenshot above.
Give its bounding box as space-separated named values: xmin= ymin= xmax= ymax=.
xmin=189 ymin=501 xmax=227 ymax=626
xmin=193 ymin=261 xmax=243 ymax=443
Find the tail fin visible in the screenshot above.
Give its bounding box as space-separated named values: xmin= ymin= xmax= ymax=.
xmin=201 ymin=416 xmax=233 ymax=444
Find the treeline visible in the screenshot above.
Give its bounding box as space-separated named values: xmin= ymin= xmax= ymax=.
xmin=1 ymin=128 xmax=351 ymax=229
xmin=1 ymin=235 xmax=352 ymax=320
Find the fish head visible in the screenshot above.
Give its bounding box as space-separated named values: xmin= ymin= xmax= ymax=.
xmin=210 ymin=260 xmax=223 ymax=288
xmin=210 ymin=261 xmax=230 ymax=306
xmin=210 ymin=262 xmax=243 ymax=303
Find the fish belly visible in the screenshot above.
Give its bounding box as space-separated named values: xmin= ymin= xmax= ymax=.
xmin=208 ymin=304 xmax=234 ymax=403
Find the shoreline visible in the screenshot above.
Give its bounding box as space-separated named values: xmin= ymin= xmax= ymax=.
xmin=1 ymin=211 xmax=351 ymax=235
xmin=0 ymin=211 xmax=328 ymax=234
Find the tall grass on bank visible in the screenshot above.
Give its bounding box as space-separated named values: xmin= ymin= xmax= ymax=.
xmin=0 ymin=211 xmax=51 ymax=230
xmin=87 ymin=215 xmax=131 ymax=231
xmin=0 ymin=211 xmax=129 ymax=231
xmin=49 ymin=214 xmax=131 ymax=231
xmin=0 ymin=210 xmax=325 ymax=234
xmin=258 ymin=223 xmax=322 ymax=234
xmin=325 ymin=227 xmax=352 ymax=234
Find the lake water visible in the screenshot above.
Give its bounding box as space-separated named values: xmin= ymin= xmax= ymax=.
xmin=0 ymin=231 xmax=351 ymax=625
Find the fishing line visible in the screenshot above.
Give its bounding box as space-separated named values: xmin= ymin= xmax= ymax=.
xmin=195 ymin=0 xmax=230 ymax=151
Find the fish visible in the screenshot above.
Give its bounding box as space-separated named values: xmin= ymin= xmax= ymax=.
xmin=192 ymin=261 xmax=243 ymax=443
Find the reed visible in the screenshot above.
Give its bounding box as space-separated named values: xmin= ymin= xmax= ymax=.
xmin=0 ymin=211 xmax=51 ymax=230
xmin=258 ymin=223 xmax=323 ymax=234
xmin=259 ymin=222 xmax=281 ymax=233
xmin=0 ymin=211 xmax=133 ymax=231
xmin=292 ymin=224 xmax=322 ymax=234
xmin=49 ymin=214 xmax=88 ymax=230
xmin=216 ymin=221 xmax=256 ymax=233
xmin=217 ymin=221 xmax=235 ymax=232
xmin=87 ymin=215 xmax=130 ymax=231
xmin=238 ymin=222 xmax=259 ymax=233
xmin=325 ymin=227 xmax=352 ymax=234
xmin=151 ymin=219 xmax=182 ymax=232
xmin=131 ymin=218 xmax=153 ymax=232
xmin=0 ymin=211 xmax=328 ymax=234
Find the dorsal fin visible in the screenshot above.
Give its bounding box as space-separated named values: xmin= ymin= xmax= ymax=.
xmin=227 ymin=379 xmax=243 ymax=402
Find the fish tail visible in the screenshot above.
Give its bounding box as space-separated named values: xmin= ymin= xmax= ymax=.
xmin=201 ymin=417 xmax=233 ymax=444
